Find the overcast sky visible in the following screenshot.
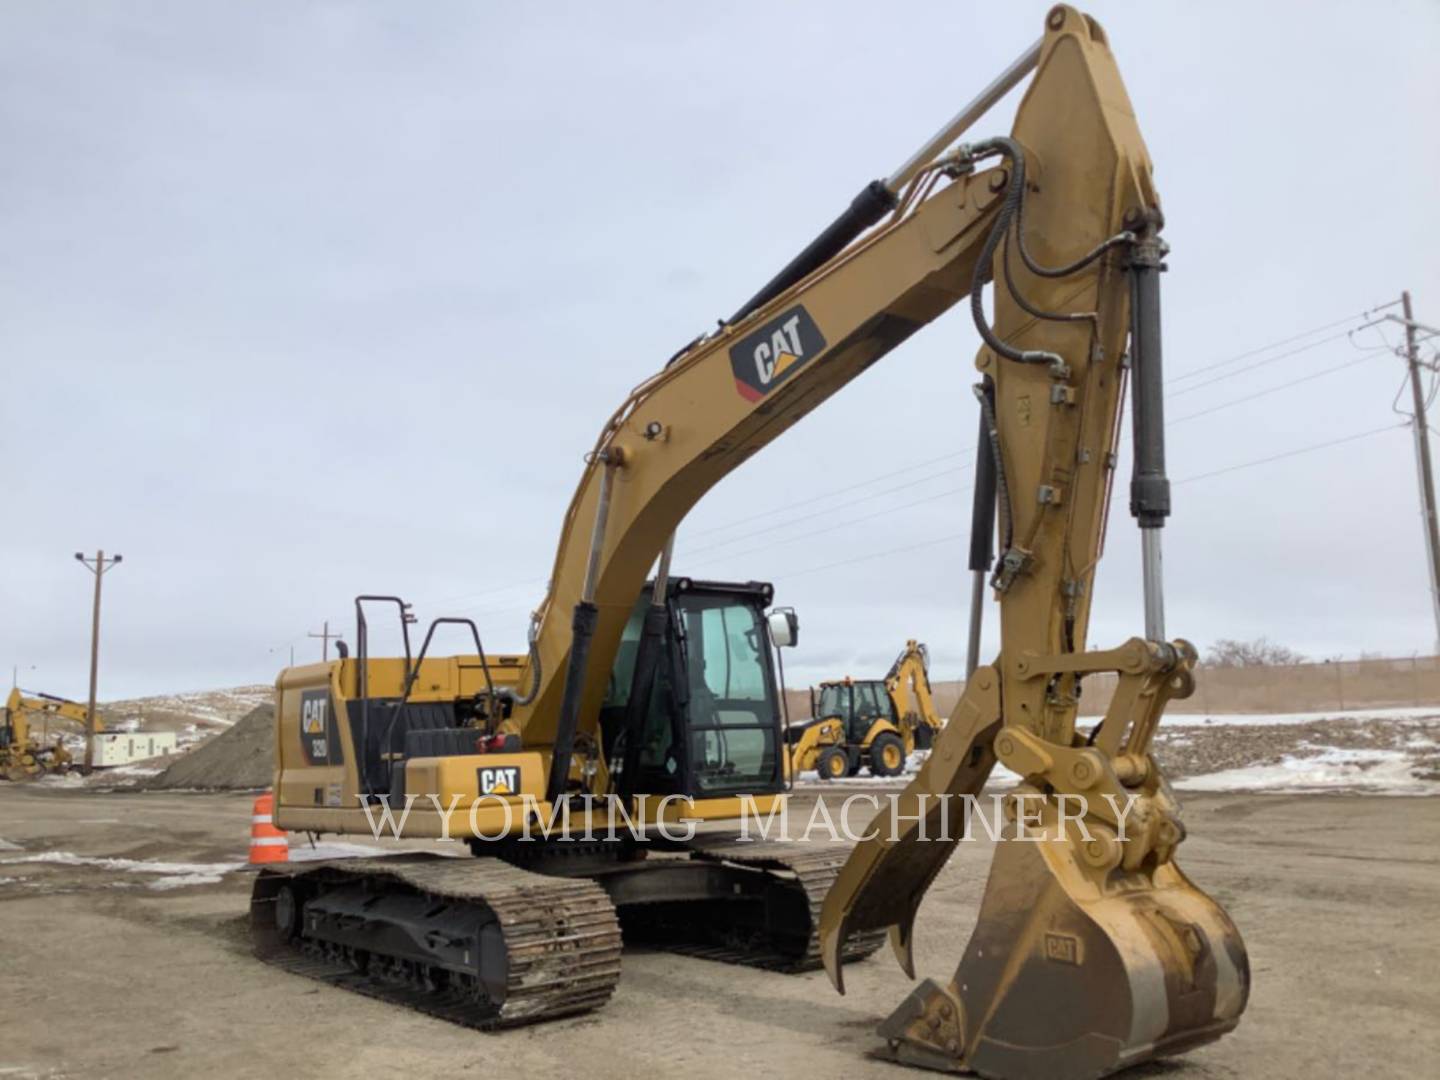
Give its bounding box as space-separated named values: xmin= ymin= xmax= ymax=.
xmin=3 ymin=1 xmax=1439 ymax=700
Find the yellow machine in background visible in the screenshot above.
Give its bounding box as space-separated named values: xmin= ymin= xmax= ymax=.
xmin=1 ymin=688 xmax=83 ymax=781
xmin=252 ymin=9 xmax=1247 ymax=1076
xmin=788 ymin=640 xmax=943 ymax=780
xmin=783 ymin=708 xmax=848 ymax=780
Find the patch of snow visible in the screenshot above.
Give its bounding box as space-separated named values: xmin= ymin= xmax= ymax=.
xmin=97 ymin=763 xmax=165 ymax=778
xmin=0 ymin=850 xmax=246 ymax=884
xmin=0 ymin=838 xmax=22 ymax=852
xmin=1082 ymin=706 xmax=1440 ymax=728
xmin=147 ymin=871 xmax=231 ymax=889
xmin=0 ymin=841 xmax=393 ymax=889
xmin=1176 ymin=747 xmax=1437 ymax=795
xmin=37 ymin=772 xmax=84 ymax=787
xmin=289 ymin=841 xmax=391 ymax=862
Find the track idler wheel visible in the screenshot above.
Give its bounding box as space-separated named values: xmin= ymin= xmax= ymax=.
xmin=273 ymin=883 xmax=302 ymax=940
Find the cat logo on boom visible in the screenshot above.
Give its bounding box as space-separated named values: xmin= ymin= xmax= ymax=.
xmin=729 ymin=305 xmax=827 ymax=402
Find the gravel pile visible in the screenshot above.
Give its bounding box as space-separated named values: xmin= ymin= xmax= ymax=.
xmin=144 ymin=704 xmax=275 ymax=790
xmin=1152 ymin=716 xmax=1440 ymax=780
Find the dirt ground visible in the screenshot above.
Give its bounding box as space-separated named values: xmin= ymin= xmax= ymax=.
xmin=1 ymin=785 xmax=1437 ymax=1079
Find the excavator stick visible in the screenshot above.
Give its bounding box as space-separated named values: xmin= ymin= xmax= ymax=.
xmin=819 ymin=8 xmax=1248 ymax=1077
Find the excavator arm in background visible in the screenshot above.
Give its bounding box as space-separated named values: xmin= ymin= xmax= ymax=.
xmin=884 ymin=639 xmax=942 ymax=748
xmin=1 ymin=688 xmax=86 ymax=779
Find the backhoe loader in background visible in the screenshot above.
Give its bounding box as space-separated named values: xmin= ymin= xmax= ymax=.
xmin=1 ymin=688 xmax=82 ymax=780
xmin=252 ymin=7 xmax=1246 ymax=1076
xmin=788 ymin=640 xmax=943 ymax=779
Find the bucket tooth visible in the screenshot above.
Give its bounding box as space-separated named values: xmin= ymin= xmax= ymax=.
xmin=875 ymin=979 xmax=967 ymax=1072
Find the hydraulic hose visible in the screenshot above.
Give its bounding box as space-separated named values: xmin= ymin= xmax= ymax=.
xmin=964 ymin=137 xmax=1062 ymax=368
xmin=510 ymin=633 xmax=542 ymax=706
xmin=1002 ymin=230 xmax=1096 ymax=326
xmin=973 ymin=382 xmax=1013 ymax=558
xmin=1013 ymin=172 xmax=1134 ymax=280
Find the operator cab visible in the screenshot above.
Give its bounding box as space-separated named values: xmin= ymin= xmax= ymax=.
xmin=814 ymin=680 xmax=894 ymax=744
xmin=601 ymin=578 xmax=788 ymax=801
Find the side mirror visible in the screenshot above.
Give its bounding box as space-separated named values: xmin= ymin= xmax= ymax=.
xmin=767 ymin=607 xmax=799 ymax=649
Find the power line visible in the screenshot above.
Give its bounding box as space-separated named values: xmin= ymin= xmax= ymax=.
xmin=692 ymin=481 xmax=974 ymax=569
xmin=682 ymin=466 xmax=971 ymax=558
xmin=1168 ymin=330 xmax=1362 ymax=397
xmin=1174 ymin=423 xmax=1406 ymax=485
xmin=1170 ymin=348 xmax=1390 ymax=426
xmin=1166 ymin=311 xmax=1372 ymax=385
xmin=684 ymin=446 xmax=973 ymax=539
xmin=687 ymin=319 xmax=1383 ymax=556
xmin=289 ymin=452 xmax=982 ymax=637
xmin=274 ymin=308 xmax=1411 ymax=645
xmin=728 ymin=423 xmax=1411 ymax=586
xmin=772 ymin=531 xmax=968 ymax=581
xmin=683 ymin=347 xmax=1399 ymax=566
xmin=693 ymin=313 xmax=1383 ymax=546
xmin=307 ymin=621 xmax=342 ymax=661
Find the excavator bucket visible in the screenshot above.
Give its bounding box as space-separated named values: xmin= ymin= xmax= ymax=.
xmin=819 ymin=666 xmax=1249 ymax=1080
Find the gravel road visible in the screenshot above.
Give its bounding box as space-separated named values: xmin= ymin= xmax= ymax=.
xmin=1 ymin=785 xmax=1436 ymax=1079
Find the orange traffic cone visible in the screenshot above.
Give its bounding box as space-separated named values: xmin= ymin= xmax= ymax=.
xmin=249 ymin=790 xmax=289 ymax=865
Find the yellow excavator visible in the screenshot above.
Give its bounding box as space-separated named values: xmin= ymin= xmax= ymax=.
xmin=251 ymin=8 xmax=1247 ymax=1076
xmin=789 ymin=640 xmax=943 ymax=780
xmin=1 ymin=688 xmax=82 ymax=781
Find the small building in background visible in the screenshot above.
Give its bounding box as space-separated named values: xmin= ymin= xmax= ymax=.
xmin=91 ymin=730 xmax=178 ymax=767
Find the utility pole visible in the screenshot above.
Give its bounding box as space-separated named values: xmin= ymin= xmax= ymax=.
xmin=74 ymin=550 xmax=122 ymax=774
xmin=307 ymin=620 xmax=339 ymax=661
xmin=1401 ymin=291 xmax=1440 ymax=654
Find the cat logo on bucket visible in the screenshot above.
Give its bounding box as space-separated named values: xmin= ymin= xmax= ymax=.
xmin=478 ymin=765 xmax=522 ymax=796
xmin=1045 ymin=932 xmax=1082 ymax=965
xmin=729 ymin=305 xmax=826 ymax=402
